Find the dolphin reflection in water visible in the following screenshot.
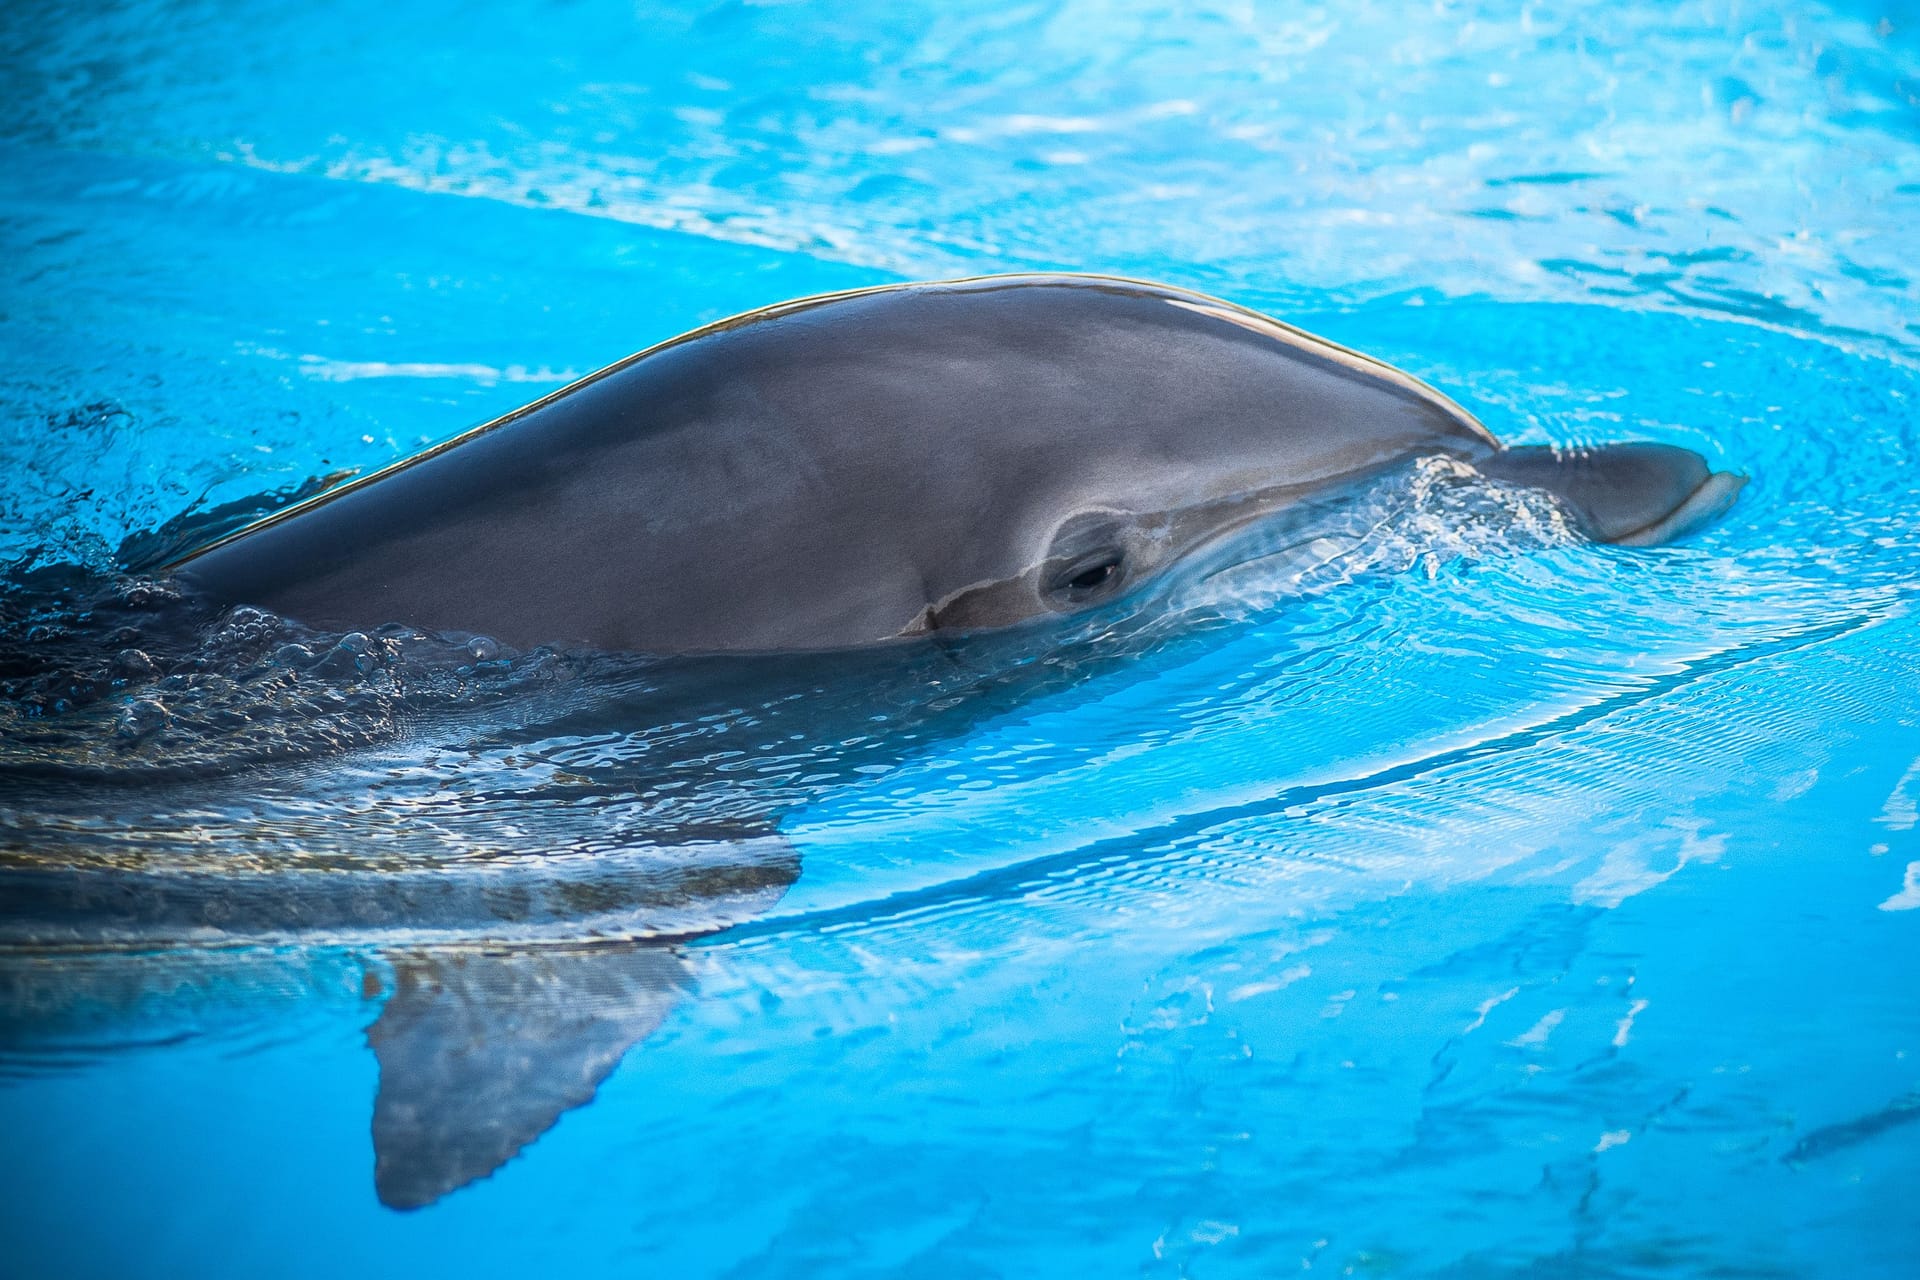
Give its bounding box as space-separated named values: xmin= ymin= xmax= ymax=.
xmin=0 ymin=275 xmax=1744 ymax=1207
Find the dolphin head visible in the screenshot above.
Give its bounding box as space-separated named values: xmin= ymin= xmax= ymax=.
xmin=580 ymin=276 xmax=1501 ymax=652
xmin=718 ymin=278 xmax=1502 ymax=647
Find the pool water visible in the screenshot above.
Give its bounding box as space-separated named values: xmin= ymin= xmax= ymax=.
xmin=3 ymin=1 xmax=1918 ymax=1275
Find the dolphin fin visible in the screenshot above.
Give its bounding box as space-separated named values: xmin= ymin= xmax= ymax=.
xmin=364 ymin=941 xmax=688 ymax=1210
xmin=1477 ymin=443 xmax=1746 ymax=546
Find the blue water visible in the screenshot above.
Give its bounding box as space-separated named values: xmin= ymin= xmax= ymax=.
xmin=3 ymin=0 xmax=1919 ymax=1275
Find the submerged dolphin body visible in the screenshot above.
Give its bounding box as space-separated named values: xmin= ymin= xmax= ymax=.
xmin=4 ymin=275 xmax=1745 ymax=1211
xmin=0 ymin=637 xmax=1170 ymax=1210
xmin=168 ymin=274 xmax=1744 ymax=653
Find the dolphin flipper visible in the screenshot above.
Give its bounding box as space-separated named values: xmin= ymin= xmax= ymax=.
xmin=1478 ymin=443 xmax=1746 ymax=546
xmin=366 ymin=940 xmax=690 ymax=1210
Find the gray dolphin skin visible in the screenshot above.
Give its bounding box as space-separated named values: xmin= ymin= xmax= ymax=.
xmin=5 ymin=274 xmax=1747 ymax=1214
xmin=167 ymin=273 xmax=1745 ymax=653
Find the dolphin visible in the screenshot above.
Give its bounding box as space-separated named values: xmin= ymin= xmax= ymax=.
xmin=166 ymin=273 xmax=1745 ymax=653
xmin=1 ymin=273 xmax=1745 ymax=1210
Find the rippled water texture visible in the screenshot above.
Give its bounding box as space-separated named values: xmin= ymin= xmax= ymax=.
xmin=3 ymin=1 xmax=1919 ymax=1276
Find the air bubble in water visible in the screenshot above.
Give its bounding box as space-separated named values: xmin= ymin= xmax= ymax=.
xmin=271 ymin=643 xmax=316 ymax=668
xmin=113 ymin=697 xmax=169 ymax=742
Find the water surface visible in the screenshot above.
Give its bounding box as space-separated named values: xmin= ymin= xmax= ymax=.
xmin=2 ymin=1 xmax=1918 ymax=1275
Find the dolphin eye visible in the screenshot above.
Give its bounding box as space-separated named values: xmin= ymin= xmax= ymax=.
xmin=1068 ymin=559 xmax=1119 ymax=591
xmin=1049 ymin=549 xmax=1126 ymax=604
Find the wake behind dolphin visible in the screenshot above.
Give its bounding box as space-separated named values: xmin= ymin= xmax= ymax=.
xmin=0 ymin=274 xmax=1745 ymax=1210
